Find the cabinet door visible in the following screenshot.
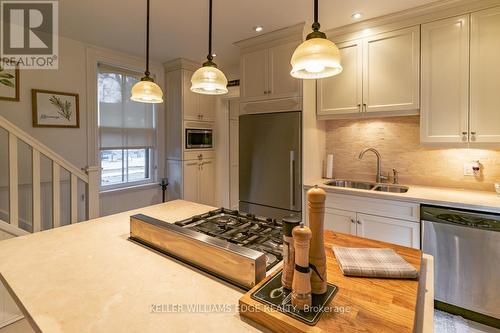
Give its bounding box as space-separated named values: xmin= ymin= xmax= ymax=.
xmin=241 ymin=49 xmax=268 ymax=102
xmin=356 ymin=213 xmax=420 ymax=249
xmin=268 ymin=41 xmax=301 ymax=99
xmin=363 ymin=26 xmax=420 ymax=113
xmin=470 ymin=7 xmax=500 ymax=143
xmin=183 ymin=160 xmax=199 ymax=202
xmin=199 ymin=159 xmax=215 ymax=206
xmin=199 ymin=94 xmax=215 ymax=122
xmin=182 ymin=70 xmax=200 ymax=121
xmin=421 ymin=15 xmax=470 ymax=144
xmin=324 ymin=208 xmax=356 ymax=235
xmin=317 ymin=40 xmax=363 ymax=117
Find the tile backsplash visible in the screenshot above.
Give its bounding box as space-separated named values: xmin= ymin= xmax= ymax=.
xmin=325 ymin=116 xmax=500 ymax=192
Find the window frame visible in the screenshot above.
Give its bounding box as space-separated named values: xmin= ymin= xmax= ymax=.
xmin=97 ymin=65 xmax=158 ymax=192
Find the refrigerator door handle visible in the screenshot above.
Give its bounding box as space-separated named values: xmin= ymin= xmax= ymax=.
xmin=289 ymin=150 xmax=296 ymax=210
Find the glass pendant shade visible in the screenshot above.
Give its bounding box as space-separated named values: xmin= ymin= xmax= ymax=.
xmin=131 ymin=78 xmax=164 ymax=103
xmin=190 ymin=64 xmax=228 ymax=95
xmin=290 ymin=37 xmax=343 ymax=79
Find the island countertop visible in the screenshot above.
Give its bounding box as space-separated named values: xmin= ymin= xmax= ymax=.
xmin=0 ymin=200 xmax=433 ymax=333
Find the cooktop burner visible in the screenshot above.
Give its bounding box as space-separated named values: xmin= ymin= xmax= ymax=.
xmin=175 ymin=208 xmax=284 ymax=270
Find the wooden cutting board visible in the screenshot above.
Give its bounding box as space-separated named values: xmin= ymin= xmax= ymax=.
xmin=239 ymin=231 xmax=423 ymax=333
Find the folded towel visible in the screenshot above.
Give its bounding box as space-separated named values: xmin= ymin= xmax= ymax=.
xmin=332 ymin=247 xmax=418 ymax=279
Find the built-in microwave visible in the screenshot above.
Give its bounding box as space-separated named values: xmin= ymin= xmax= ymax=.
xmin=186 ymin=128 xmax=213 ymax=149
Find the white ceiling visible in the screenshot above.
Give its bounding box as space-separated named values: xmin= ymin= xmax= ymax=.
xmin=59 ymin=0 xmax=439 ymax=69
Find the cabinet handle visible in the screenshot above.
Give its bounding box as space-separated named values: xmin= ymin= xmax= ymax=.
xmin=471 ymin=131 xmax=477 ymax=135
xmin=268 ymin=90 xmax=272 ymax=94
xmin=363 ymin=103 xmax=367 ymax=112
xmin=264 ymin=91 xmax=268 ymax=94
xmin=357 ymin=220 xmax=362 ymax=225
xmin=357 ymin=104 xmax=361 ymax=112
xmin=350 ymin=218 xmax=355 ymax=224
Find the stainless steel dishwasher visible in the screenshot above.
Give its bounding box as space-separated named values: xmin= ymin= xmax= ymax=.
xmin=421 ymin=205 xmax=500 ymax=322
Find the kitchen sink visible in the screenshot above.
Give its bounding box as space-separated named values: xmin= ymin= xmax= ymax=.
xmin=324 ymin=180 xmax=376 ymax=190
xmin=373 ymin=184 xmax=409 ymax=193
xmin=324 ymin=180 xmax=409 ymax=193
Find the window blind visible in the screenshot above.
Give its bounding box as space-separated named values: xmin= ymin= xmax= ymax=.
xmin=98 ymin=64 xmax=156 ymax=150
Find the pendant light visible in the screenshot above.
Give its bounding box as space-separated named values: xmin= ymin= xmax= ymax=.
xmin=131 ymin=0 xmax=164 ymax=103
xmin=290 ymin=0 xmax=343 ymax=79
xmin=190 ymin=0 xmax=228 ymax=95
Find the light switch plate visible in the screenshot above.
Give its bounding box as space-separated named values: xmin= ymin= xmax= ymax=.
xmin=463 ymin=163 xmax=474 ymax=176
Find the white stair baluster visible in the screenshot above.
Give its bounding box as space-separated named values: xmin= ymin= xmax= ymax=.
xmin=8 ymin=133 xmax=18 ymax=228
xmin=52 ymin=162 xmax=60 ymax=228
xmin=32 ymin=149 xmax=41 ymax=232
xmin=71 ymin=174 xmax=78 ymax=224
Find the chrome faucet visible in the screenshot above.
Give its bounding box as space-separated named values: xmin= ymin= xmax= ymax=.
xmin=358 ymin=148 xmax=385 ymax=183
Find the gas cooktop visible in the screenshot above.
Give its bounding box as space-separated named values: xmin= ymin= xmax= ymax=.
xmin=175 ymin=208 xmax=284 ymax=271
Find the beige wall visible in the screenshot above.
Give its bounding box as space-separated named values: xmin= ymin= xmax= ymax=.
xmin=325 ymin=116 xmax=500 ymax=192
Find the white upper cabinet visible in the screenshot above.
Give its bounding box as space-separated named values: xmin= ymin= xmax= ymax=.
xmin=268 ymin=41 xmax=302 ymax=100
xmin=241 ymin=49 xmax=268 ymax=101
xmin=317 ymin=40 xmax=363 ymax=117
xmin=363 ymin=27 xmax=420 ymax=114
xmin=240 ymin=41 xmax=301 ymax=104
xmin=182 ymin=70 xmax=215 ymax=122
xmin=421 ymin=15 xmax=470 ymax=143
xmin=470 ymin=7 xmax=500 ymax=143
xmin=317 ymin=26 xmax=420 ymax=119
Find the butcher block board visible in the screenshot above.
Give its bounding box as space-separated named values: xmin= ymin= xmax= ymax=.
xmin=239 ymin=231 xmax=422 ymax=333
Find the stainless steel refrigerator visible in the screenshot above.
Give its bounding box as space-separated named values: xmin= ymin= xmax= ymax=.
xmin=239 ymin=111 xmax=301 ymax=220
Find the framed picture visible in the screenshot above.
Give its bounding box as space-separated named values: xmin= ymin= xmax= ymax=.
xmin=0 ymin=66 xmax=19 ymax=101
xmin=32 ymin=89 xmax=80 ymax=128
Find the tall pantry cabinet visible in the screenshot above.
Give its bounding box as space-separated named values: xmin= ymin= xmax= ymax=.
xmin=165 ymin=59 xmax=216 ymax=206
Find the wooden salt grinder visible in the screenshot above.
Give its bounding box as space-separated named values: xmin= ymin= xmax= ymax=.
xmin=281 ymin=216 xmax=301 ymax=290
xmin=307 ymin=185 xmax=328 ymax=294
xmin=291 ymin=223 xmax=312 ymax=310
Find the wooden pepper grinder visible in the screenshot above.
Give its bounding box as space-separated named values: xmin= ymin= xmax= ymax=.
xmin=307 ymin=185 xmax=328 ymax=295
xmin=291 ymin=223 xmax=312 ymax=310
xmin=281 ymin=216 xmax=301 ymax=290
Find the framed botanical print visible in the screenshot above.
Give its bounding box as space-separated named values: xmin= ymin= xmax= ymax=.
xmin=0 ymin=66 xmax=19 ymax=101
xmin=32 ymin=89 xmax=80 ymax=128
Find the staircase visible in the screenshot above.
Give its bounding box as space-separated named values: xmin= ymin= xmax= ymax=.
xmin=0 ymin=115 xmax=100 ymax=236
xmin=0 ymin=114 xmax=100 ymax=328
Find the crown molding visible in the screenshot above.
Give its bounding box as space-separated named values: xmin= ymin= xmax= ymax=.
xmin=163 ymin=58 xmax=201 ymax=72
xmin=234 ymin=22 xmax=305 ymax=51
xmin=325 ymin=0 xmax=500 ymax=42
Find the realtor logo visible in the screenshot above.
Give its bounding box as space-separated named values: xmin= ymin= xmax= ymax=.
xmin=1 ymin=0 xmax=58 ymax=69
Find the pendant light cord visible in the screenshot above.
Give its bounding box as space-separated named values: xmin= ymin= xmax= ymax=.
xmin=312 ymin=0 xmax=320 ymax=32
xmin=145 ymin=0 xmax=150 ymax=77
xmin=207 ymin=0 xmax=213 ymax=61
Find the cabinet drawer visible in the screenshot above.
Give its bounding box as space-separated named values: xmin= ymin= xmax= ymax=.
xmin=324 ymin=192 xmax=419 ymax=222
xmin=183 ymin=150 xmax=215 ymax=161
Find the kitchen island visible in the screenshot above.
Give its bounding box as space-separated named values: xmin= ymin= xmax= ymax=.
xmin=0 ymin=200 xmax=433 ymax=333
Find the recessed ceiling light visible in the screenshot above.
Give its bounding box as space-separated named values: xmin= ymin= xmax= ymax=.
xmin=254 ymin=26 xmax=264 ymax=32
xmin=352 ymin=12 xmax=363 ymax=19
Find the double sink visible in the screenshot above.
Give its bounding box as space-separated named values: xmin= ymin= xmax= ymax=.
xmin=325 ymin=180 xmax=409 ymax=193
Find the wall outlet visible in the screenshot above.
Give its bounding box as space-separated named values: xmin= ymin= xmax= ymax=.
xmin=463 ymin=163 xmax=475 ymax=176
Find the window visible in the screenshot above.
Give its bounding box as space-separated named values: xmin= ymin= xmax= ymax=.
xmin=98 ymin=64 xmax=156 ymax=189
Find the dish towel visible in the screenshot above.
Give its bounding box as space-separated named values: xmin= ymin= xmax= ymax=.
xmin=332 ymin=247 xmax=418 ymax=279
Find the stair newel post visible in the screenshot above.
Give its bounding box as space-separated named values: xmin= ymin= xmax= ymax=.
xmin=86 ymin=166 xmax=101 ymax=219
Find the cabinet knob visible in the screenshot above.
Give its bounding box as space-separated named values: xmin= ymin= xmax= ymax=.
xmin=350 ymin=218 xmax=355 ymax=224
xmin=462 ymin=131 xmax=467 ymax=135
xmin=264 ymin=91 xmax=268 ymax=94
xmin=471 ymin=131 xmax=477 ymax=135
xmin=357 ymin=220 xmax=362 ymax=225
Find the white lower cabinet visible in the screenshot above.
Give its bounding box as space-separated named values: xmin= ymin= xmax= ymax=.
xmin=182 ymin=158 xmax=215 ymax=206
xmin=356 ymin=213 xmax=420 ymax=249
xmin=317 ymin=192 xmax=420 ymax=249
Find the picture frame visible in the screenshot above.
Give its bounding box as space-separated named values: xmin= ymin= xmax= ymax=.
xmin=0 ymin=67 xmax=20 ymax=101
xmin=32 ymin=89 xmax=80 ymax=128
